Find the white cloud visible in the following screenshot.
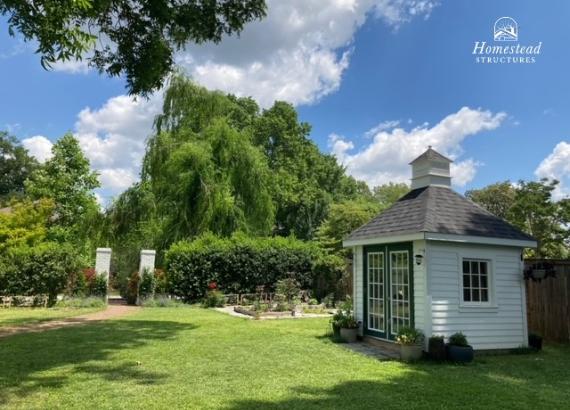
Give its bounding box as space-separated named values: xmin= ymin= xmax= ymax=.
xmin=535 ymin=141 xmax=570 ymax=200
xmin=175 ymin=0 xmax=438 ymax=107
xmin=73 ymin=94 xmax=162 ymax=200
xmin=22 ymin=135 xmax=54 ymax=163
xmin=51 ymin=59 xmax=91 ymax=74
xmin=329 ymin=106 xmax=506 ymax=188
xmin=365 ymin=120 xmax=401 ymax=137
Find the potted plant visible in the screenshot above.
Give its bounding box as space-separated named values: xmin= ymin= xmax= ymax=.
xmin=528 ymin=333 xmax=543 ymax=351
xmin=428 ymin=335 xmax=446 ymax=361
xmin=330 ymin=311 xmax=343 ymax=339
xmin=447 ymin=332 xmax=474 ymax=363
xmin=396 ymin=327 xmax=425 ymax=361
xmin=339 ymin=315 xmax=359 ymax=343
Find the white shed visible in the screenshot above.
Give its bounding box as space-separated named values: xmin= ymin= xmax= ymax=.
xmin=343 ymin=147 xmax=537 ymax=350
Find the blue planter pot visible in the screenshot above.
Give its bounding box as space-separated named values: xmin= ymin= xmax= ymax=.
xmin=447 ymin=345 xmax=474 ymax=363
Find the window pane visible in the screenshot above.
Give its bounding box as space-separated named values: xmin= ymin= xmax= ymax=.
xmin=481 ymin=275 xmax=488 ymax=287
xmin=481 ymin=289 xmax=489 ymax=302
xmin=463 ymin=261 xmax=470 ymax=273
xmin=463 ymin=275 xmax=470 ymax=288
xmin=471 ymin=261 xmax=479 ymax=274
xmin=472 ymin=289 xmax=480 ymax=302
xmin=472 ymin=275 xmax=479 ymax=287
xmin=463 ymin=289 xmax=471 ymax=302
xmin=480 ymin=262 xmax=487 ymax=275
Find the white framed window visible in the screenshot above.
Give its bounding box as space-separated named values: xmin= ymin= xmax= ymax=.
xmin=461 ymin=259 xmax=491 ymax=305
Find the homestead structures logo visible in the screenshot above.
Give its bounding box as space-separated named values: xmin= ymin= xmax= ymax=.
xmin=494 ymin=17 xmax=518 ymax=41
xmin=473 ymin=17 xmax=541 ymax=64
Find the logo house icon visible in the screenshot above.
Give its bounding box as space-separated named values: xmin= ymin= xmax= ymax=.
xmin=494 ymin=17 xmax=518 ymax=41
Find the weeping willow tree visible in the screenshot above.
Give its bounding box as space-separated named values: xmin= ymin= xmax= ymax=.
xmin=105 ymin=75 xmax=274 ymax=275
xmin=105 ymin=73 xmax=368 ymax=276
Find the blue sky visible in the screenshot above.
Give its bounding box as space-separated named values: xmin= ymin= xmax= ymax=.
xmin=1 ymin=0 xmax=569 ymax=203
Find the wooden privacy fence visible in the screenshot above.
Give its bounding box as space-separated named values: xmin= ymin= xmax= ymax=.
xmin=525 ymin=259 xmax=570 ymax=342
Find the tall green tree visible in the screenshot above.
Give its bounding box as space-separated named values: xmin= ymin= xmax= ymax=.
xmin=316 ymin=200 xmax=381 ymax=255
xmin=465 ymin=181 xmax=516 ymax=220
xmin=146 ymin=75 xmax=364 ymax=240
xmin=25 ymin=134 xmax=100 ymax=243
xmin=0 ymin=131 xmax=38 ymax=202
xmin=509 ymin=179 xmax=569 ymax=258
xmin=0 ymin=0 xmax=266 ymax=95
xmin=373 ymin=182 xmax=409 ymax=208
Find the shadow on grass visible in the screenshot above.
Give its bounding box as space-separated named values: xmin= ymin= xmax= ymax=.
xmin=227 ymin=346 xmax=570 ymax=410
xmin=0 ymin=319 xmax=194 ymax=405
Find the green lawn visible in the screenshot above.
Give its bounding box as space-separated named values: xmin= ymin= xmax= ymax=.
xmin=0 ymin=307 xmax=568 ymax=409
xmin=0 ymin=307 xmax=103 ymax=328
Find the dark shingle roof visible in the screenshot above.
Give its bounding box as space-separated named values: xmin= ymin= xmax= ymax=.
xmin=409 ymin=147 xmax=453 ymax=164
xmin=346 ymin=186 xmax=535 ymax=242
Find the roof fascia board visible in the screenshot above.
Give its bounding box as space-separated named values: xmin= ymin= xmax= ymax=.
xmin=343 ymin=233 xmax=424 ymax=247
xmin=424 ymin=232 xmax=537 ymax=248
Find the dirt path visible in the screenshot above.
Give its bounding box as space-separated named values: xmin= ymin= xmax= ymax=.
xmin=0 ymin=305 xmax=140 ymax=339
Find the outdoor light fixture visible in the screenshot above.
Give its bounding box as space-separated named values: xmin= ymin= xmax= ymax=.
xmin=415 ymin=254 xmax=424 ymax=266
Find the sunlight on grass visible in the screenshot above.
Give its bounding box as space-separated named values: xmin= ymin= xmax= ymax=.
xmin=0 ymin=307 xmax=104 ymax=327
xmin=0 ymin=307 xmax=568 ymax=409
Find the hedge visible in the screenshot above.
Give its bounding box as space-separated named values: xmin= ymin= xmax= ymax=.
xmin=165 ymin=233 xmax=345 ymax=302
xmin=0 ymin=243 xmax=80 ymax=306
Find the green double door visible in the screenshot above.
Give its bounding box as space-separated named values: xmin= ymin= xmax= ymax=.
xmin=363 ymin=242 xmax=414 ymax=340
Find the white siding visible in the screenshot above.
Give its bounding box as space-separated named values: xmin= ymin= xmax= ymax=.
xmin=412 ymin=240 xmax=427 ymax=338
xmin=427 ymin=241 xmax=527 ymax=350
xmin=353 ymin=246 xmax=364 ymax=323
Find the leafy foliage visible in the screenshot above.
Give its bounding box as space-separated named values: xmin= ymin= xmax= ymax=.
xmin=165 ymin=233 xmax=345 ymax=302
xmin=467 ymin=179 xmax=569 ymax=258
xmin=0 ymin=131 xmax=38 ymax=202
xmin=0 ymin=198 xmax=54 ymax=254
xmin=87 ymin=274 xmax=108 ymax=298
xmin=139 ymin=268 xmax=157 ymax=300
xmin=316 ymin=200 xmax=381 ymax=254
xmin=373 ymin=182 xmax=409 ymax=208
xmin=396 ymin=326 xmax=425 ymax=346
xmin=465 ymin=181 xmax=516 ymax=220
xmin=0 ymin=0 xmax=267 ymax=95
xmin=202 ymin=290 xmax=226 ymax=308
xmin=25 ymin=134 xmax=100 ymax=247
xmin=449 ymin=332 xmax=469 ymax=347
xmin=0 ymin=242 xmax=80 ymax=306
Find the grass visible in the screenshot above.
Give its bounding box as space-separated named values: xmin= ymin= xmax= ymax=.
xmin=0 ymin=306 xmax=104 ymax=328
xmin=0 ymin=307 xmax=569 ymax=409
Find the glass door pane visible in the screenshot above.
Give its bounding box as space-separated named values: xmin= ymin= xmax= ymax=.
xmin=367 ymin=252 xmax=385 ymax=332
xmin=390 ymin=251 xmax=411 ymax=337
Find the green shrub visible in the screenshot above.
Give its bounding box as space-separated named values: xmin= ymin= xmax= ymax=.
xmin=67 ymin=270 xmax=87 ymax=296
xmin=275 ymin=277 xmax=300 ymax=304
xmin=308 ymin=298 xmax=319 ymax=305
xmin=56 ymin=297 xmax=107 ymax=308
xmin=202 ymin=290 xmax=225 ymax=308
xmin=139 ymin=268 xmax=157 ymax=300
xmin=0 ymin=243 xmax=80 ymax=306
xmin=449 ymin=332 xmax=469 ymax=347
xmin=87 ymin=274 xmax=108 ymax=298
xmin=165 ymin=232 xmax=344 ymax=302
xmin=126 ymin=271 xmax=140 ymax=305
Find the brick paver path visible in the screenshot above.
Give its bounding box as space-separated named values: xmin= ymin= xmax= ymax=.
xmin=0 ymin=305 xmax=140 ymax=339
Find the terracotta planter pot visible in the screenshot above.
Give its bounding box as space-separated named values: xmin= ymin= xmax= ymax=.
xmin=400 ymin=344 xmax=423 ymax=361
xmin=340 ymin=327 xmax=358 ymax=343
xmin=447 ymin=345 xmax=474 ymax=363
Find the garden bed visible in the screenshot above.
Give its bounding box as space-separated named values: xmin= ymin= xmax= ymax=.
xmin=216 ymin=305 xmax=334 ymax=320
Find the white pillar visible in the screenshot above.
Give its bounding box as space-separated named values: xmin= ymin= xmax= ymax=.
xmin=95 ymin=248 xmax=112 ymax=280
xmin=139 ymin=250 xmax=156 ymax=276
